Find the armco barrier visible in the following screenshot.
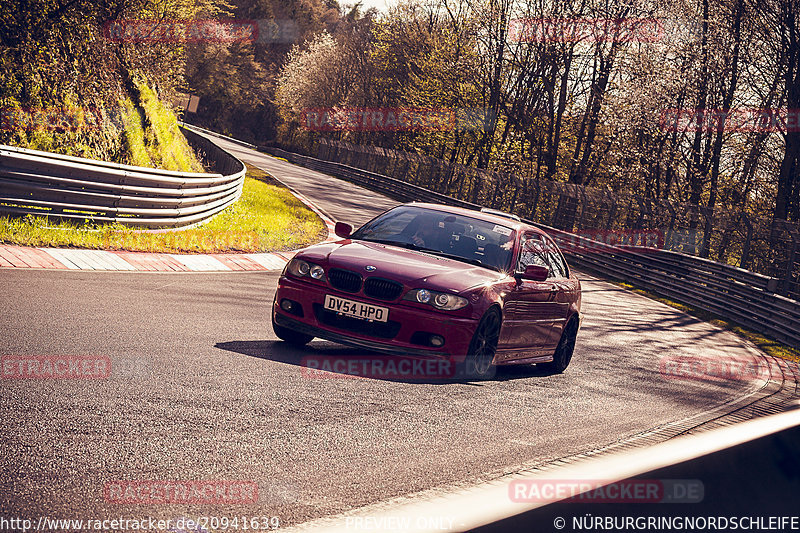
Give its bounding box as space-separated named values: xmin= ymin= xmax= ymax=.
xmin=179 ymin=121 xmax=257 ymax=150
xmin=0 ymin=126 xmax=245 ymax=228
xmin=264 ymin=147 xmax=800 ymax=349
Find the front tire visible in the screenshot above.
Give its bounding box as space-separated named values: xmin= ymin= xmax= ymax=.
xmin=541 ymin=319 xmax=577 ymax=373
xmin=463 ymin=308 xmax=501 ymax=379
xmin=272 ymin=316 xmax=313 ymax=346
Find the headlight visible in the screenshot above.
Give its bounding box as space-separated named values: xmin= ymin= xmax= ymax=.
xmin=432 ymin=293 xmax=468 ymax=310
xmin=287 ymin=258 xmax=325 ymax=280
xmin=434 ymin=293 xmax=451 ymax=307
xmin=310 ymin=265 xmax=325 ymax=279
xmin=404 ymin=289 xmax=468 ymax=311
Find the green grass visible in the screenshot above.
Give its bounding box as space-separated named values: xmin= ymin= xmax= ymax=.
xmin=120 ymin=98 xmax=153 ymax=168
xmin=0 ymin=165 xmax=327 ymax=254
xmin=1 ymin=82 xmax=206 ymax=170
xmin=614 ymin=281 xmax=800 ymax=363
xmin=120 ymin=83 xmax=205 ymax=172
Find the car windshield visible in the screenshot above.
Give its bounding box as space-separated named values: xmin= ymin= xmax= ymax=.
xmin=351 ymin=205 xmax=516 ymax=271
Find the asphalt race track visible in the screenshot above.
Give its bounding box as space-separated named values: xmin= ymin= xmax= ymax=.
xmin=0 ymin=137 xmax=776 ymax=527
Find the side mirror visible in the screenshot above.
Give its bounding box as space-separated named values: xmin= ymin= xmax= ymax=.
xmin=334 ymin=222 xmax=353 ymax=239
xmin=518 ymin=264 xmax=549 ymax=281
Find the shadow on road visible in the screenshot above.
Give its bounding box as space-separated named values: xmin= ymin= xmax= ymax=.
xmin=214 ymin=339 xmax=562 ymax=384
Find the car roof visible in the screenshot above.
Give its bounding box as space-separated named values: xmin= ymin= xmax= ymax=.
xmin=405 ymin=202 xmax=547 ymax=236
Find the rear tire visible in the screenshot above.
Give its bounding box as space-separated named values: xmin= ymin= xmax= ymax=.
xmin=272 ymin=316 xmax=313 ymax=346
xmin=541 ymin=319 xmax=577 ymax=373
xmin=463 ymin=308 xmax=501 ymax=379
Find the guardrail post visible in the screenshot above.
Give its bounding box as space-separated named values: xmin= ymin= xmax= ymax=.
xmin=633 ymin=196 xmax=646 ymax=229
xmin=605 ymin=189 xmax=618 ymax=234
xmin=739 ymin=213 xmax=753 ymax=269
xmin=576 ymin=185 xmax=588 ymax=230
xmin=784 ymin=231 xmax=799 ymax=298
xmin=699 ymin=206 xmax=714 ymax=258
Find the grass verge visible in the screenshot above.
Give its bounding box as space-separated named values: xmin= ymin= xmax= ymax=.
xmin=611 ymin=280 xmax=800 ymax=363
xmin=121 ymin=83 xmax=205 ymax=172
xmin=0 ymin=165 xmax=327 ymax=254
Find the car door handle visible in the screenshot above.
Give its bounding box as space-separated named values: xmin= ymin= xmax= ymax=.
xmin=548 ymin=286 xmax=559 ymax=301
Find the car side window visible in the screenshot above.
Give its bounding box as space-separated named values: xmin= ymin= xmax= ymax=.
xmin=517 ymin=234 xmax=567 ymax=279
xmin=543 ymin=236 xmax=568 ymax=278
xmin=517 ymin=234 xmax=550 ymax=274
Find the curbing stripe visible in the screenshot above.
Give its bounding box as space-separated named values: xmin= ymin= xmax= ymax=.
xmin=4 ymin=246 xmax=48 ymax=268
xmin=72 ymin=249 xmax=136 ymax=271
xmin=113 ymin=251 xmax=159 ymax=271
xmin=53 ymin=250 xmax=99 ymax=270
xmin=0 ymin=252 xmax=15 ymax=267
xmin=2 ymin=246 xmax=38 ymax=268
xmin=169 ymin=254 xmax=231 ymax=271
xmin=42 ymin=248 xmax=83 ymax=270
xmin=145 ymin=254 xmax=190 ymax=272
xmin=211 ymin=254 xmax=247 ymax=271
xmin=29 ymin=247 xmax=69 ymax=269
xmin=247 ymin=253 xmax=288 ymax=270
xmin=212 ymin=254 xmax=268 ymax=271
xmin=95 ymin=251 xmax=138 ymax=271
xmin=152 ymin=254 xmax=190 ymax=272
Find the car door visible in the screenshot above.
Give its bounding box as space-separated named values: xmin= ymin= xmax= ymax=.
xmin=539 ymin=235 xmax=574 ymax=347
xmin=500 ymin=233 xmax=564 ymax=358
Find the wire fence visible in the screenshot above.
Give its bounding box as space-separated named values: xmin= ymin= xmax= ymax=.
xmin=307 ymin=138 xmax=800 ymax=300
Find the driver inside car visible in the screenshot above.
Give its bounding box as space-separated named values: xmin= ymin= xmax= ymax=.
xmin=410 ymin=218 xmax=441 ymax=248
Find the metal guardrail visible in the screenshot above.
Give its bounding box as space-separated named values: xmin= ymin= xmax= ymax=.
xmin=179 ymin=121 xmax=257 ymax=150
xmin=265 ymin=147 xmax=800 ymax=349
xmin=0 ymin=126 xmax=245 ymax=228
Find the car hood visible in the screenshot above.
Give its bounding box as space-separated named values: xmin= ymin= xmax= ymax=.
xmin=299 ymin=240 xmax=505 ymax=293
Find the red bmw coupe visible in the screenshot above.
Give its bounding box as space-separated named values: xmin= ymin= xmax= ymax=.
xmin=272 ymin=203 xmax=582 ymax=378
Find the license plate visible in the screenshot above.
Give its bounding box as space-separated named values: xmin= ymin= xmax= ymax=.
xmin=324 ymin=295 xmax=389 ymax=322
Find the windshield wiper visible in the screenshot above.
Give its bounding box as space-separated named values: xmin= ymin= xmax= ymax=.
xmin=361 ymin=238 xmax=418 ymax=249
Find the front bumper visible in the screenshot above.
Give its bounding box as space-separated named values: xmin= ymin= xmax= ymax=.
xmin=273 ymin=276 xmax=478 ymax=358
